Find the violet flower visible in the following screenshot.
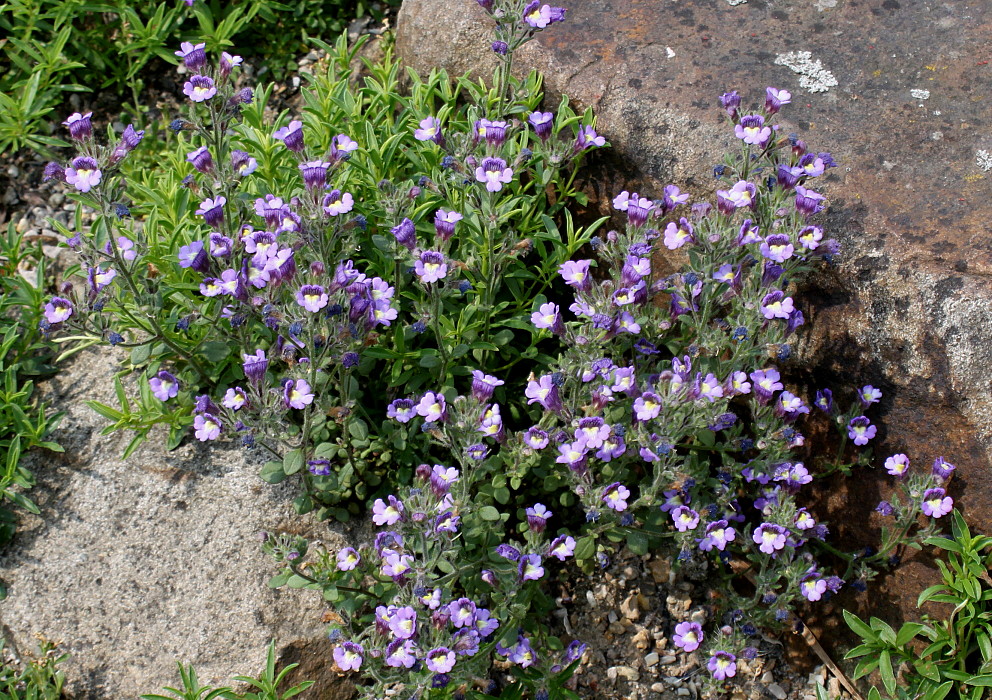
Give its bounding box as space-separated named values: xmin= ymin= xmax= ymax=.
xmin=415 ymin=251 xmax=447 ymax=283
xmin=847 ymin=416 xmax=876 ymax=445
xmin=174 ymin=42 xmax=206 ymax=71
xmin=43 ymin=297 xmax=74 ymax=324
xmin=921 ymin=488 xmax=953 ymax=518
xmin=183 ymin=75 xmax=217 ymax=102
xmin=149 ymin=371 xmax=179 ymax=401
xmin=673 ymin=621 xmax=703 ymax=651
xmin=475 ymin=157 xmax=513 ymax=192
xmin=273 ymin=120 xmax=304 ymax=152
xmin=63 ymin=112 xmax=93 ymax=140
xmin=65 ymin=157 xmax=102 ymax=193
xmin=414 ymin=116 xmax=444 ymax=145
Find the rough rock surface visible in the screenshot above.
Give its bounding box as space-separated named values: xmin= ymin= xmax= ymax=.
xmin=0 ymin=349 xmax=349 ymax=698
xmin=396 ymin=0 xmax=992 ymax=635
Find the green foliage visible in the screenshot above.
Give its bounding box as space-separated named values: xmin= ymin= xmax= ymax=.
xmin=845 ymin=509 xmax=992 ymax=700
xmin=0 ymin=224 xmax=61 ymax=571
xmin=141 ymin=640 xmax=313 ymax=700
xmin=0 ymin=0 xmax=387 ymax=156
xmin=0 ymin=638 xmax=67 ymax=700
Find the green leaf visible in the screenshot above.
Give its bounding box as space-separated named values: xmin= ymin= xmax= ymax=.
xmin=879 ymin=650 xmax=896 ymax=695
xmin=844 ymin=609 xmax=877 ymax=642
xmin=259 ymin=461 xmax=287 ymax=484
xmin=928 ymin=681 xmax=954 ymax=700
xmin=349 ymin=419 xmax=369 ymax=441
xmin=267 ymin=572 xmax=291 ymax=588
xmin=626 ymin=530 xmax=649 ymax=555
xmin=283 ymin=449 xmax=304 ymax=475
xmin=964 ymin=676 xmax=992 ymax=687
xmin=895 ymin=622 xmax=926 ymax=646
xmin=573 ymin=536 xmax=595 ymax=561
xmin=479 ymin=506 xmax=501 ymax=521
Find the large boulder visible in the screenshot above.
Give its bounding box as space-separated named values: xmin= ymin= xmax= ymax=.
xmin=0 ymin=349 xmax=349 ymax=698
xmin=396 ymin=0 xmax=992 ymax=621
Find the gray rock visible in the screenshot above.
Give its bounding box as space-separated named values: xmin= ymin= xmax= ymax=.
xmin=0 ymin=349 xmax=351 ymax=699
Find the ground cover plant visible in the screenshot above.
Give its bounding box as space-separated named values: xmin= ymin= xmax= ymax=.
xmin=37 ymin=0 xmax=972 ymax=696
xmin=0 ymin=224 xmax=61 ymax=581
xmin=0 ymin=0 xmax=397 ymax=156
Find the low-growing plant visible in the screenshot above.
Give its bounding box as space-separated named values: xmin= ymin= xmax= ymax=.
xmin=845 ymin=509 xmax=992 ymax=700
xmin=0 ymin=224 xmax=61 ymax=571
xmin=0 ymin=638 xmax=67 ymax=700
xmin=142 ymin=640 xmax=313 ymax=700
xmin=43 ymin=0 xmax=961 ymax=696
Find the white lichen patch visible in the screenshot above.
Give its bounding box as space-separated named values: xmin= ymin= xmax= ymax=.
xmin=814 ymin=0 xmax=838 ymax=10
xmin=977 ymin=150 xmax=992 ymax=172
xmin=774 ymin=51 xmax=838 ymax=93
xmin=666 ymin=46 xmax=676 ymax=58
xmin=910 ymin=88 xmax=931 ymax=100
xmin=726 ymin=0 xmax=747 ymax=5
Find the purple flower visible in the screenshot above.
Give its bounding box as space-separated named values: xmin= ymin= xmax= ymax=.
xmin=518 ymin=554 xmax=545 ymax=581
xmin=195 ymin=196 xmax=225 ymax=227
xmin=856 ymin=385 xmax=884 ymax=408
xmin=556 ymin=442 xmax=588 ymax=472
xmin=372 ymin=495 xmax=404 ymax=526
xmin=299 ymin=160 xmax=331 ymax=190
xmin=708 ymin=651 xmax=737 ymax=680
xmin=385 ymin=639 xmax=416 ymax=668
xmin=183 ymin=75 xmax=217 ymax=102
xmin=800 ymin=153 xmax=827 ymax=177
xmin=633 ymin=392 xmax=662 ymax=421
xmin=528 ymin=111 xmax=554 ymax=141
xmin=922 ymin=488 xmax=953 ymax=518
xmin=380 ymin=550 xmax=413 ymax=578
xmin=284 ymin=379 xmax=315 ymax=409
xmin=523 ymin=1 xmax=566 ymax=28
xmin=186 ymin=146 xmax=213 ymax=174
xmin=673 ymin=621 xmax=703 ymax=652
xmin=449 ymin=598 xmax=477 ymax=628
xmin=209 ymin=233 xmax=232 ymax=258
xmin=760 ymin=234 xmax=795 ymax=262
xmin=426 ymin=647 xmax=456 ymax=673
xmin=273 ymin=120 xmax=304 ymax=152
xmin=64 ymin=156 xmax=102 ymax=193
xmin=765 ymin=87 xmax=792 ymax=114
xmin=932 ymin=457 xmax=956 ymax=482
xmin=548 ymin=535 xmax=576 ymax=561
xmin=574 ymin=125 xmax=606 ymax=152
xmin=63 ymin=112 xmax=93 ymax=140
xmin=814 ymin=388 xmax=833 ymax=413
xmin=753 ymin=523 xmax=788 ymax=554
xmin=612 ymin=192 xmax=654 ymax=227
xmin=558 ymin=259 xmax=592 ymax=291
xmin=433 ymin=209 xmax=462 ymax=241
xmin=847 ymin=416 xmax=876 ymax=445
xmin=193 ymin=413 xmax=222 ymax=441
xmin=390 ymin=217 xmax=417 ymax=251
xmin=698 ymin=520 xmax=736 ymax=552
xmin=470 ymin=370 xmax=504 ymax=403
xmin=526 ymin=503 xmax=552 ymax=532
xmin=794 ymin=508 xmax=816 ymax=530
xmin=884 ymin=453 xmax=910 ymax=478
xmin=531 ymin=302 xmax=564 ymax=334
xmin=475 ymin=157 xmax=513 ymax=192
xmin=322 ymin=190 xmax=354 ymax=217
xmin=43 ymin=297 xmax=74 ymax=324
xmin=242 ymin=349 xmax=268 ymax=384
xmin=750 ymin=368 xmax=783 ymax=403
xmin=525 ymin=375 xmax=563 ymax=412
xmin=333 ymin=642 xmax=363 ymax=672
xmin=775 ymin=462 xmax=812 ymax=492
xmin=716 ymin=180 xmax=756 ymax=213
xmin=387 ymin=398 xmax=416 ymax=423
xmin=417 ymin=392 xmax=447 ymax=422
xmin=43 ymin=162 xmax=66 ymax=183
xmin=719 ymin=90 xmax=741 ymax=118
xmin=296 ymin=284 xmax=328 ymax=312
xmin=430 ymin=465 xmax=459 ymax=495
xmin=735 ymin=114 xmax=772 ymax=147
xmin=663 ymin=218 xmax=695 ymax=250
xmin=222 ymin=387 xmax=248 ymax=411
xmin=149 ymin=371 xmax=179 ymax=401
xmin=776 ymin=391 xmax=809 ymax=420
xmin=219 ymin=51 xmax=242 ymax=77
xmin=672 ymin=506 xmax=700 ymax=532
xmin=336 ymin=547 xmax=360 ymax=571
xmin=699 ymin=373 xmax=724 ymax=401
xmin=602 ymin=482 xmax=631 ymax=512
xmin=799 ymin=226 xmax=823 ymax=250
xmin=662 ymin=184 xmax=690 ymax=213
xmin=330 ymin=133 xmax=358 ymax=160
xmin=524 ymin=427 xmax=549 ymax=450
xmin=801 ymin=576 xmax=828 ymax=602
xmin=414 ymin=116 xmax=443 ymax=144
xmin=414 ymin=251 xmax=447 ymax=283
xmin=508 ymin=636 xmax=538 ymax=668
xmin=795 ymin=185 xmax=826 ymax=216
xmin=174 ymin=42 xmax=206 ymax=70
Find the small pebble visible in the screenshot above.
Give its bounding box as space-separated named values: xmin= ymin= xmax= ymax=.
xmin=607 ymin=665 xmax=639 ymax=682
xmin=664 ymin=676 xmax=682 ymax=687
xmin=761 ymin=671 xmax=775 ymax=684
xmin=768 ymin=683 xmax=787 ymax=700
xmin=651 ymin=683 xmax=666 ymax=693
xmin=677 ymin=688 xmax=690 ymax=697
xmin=644 ymin=652 xmax=659 ymax=667
xmin=659 ymin=655 xmax=677 ymax=665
